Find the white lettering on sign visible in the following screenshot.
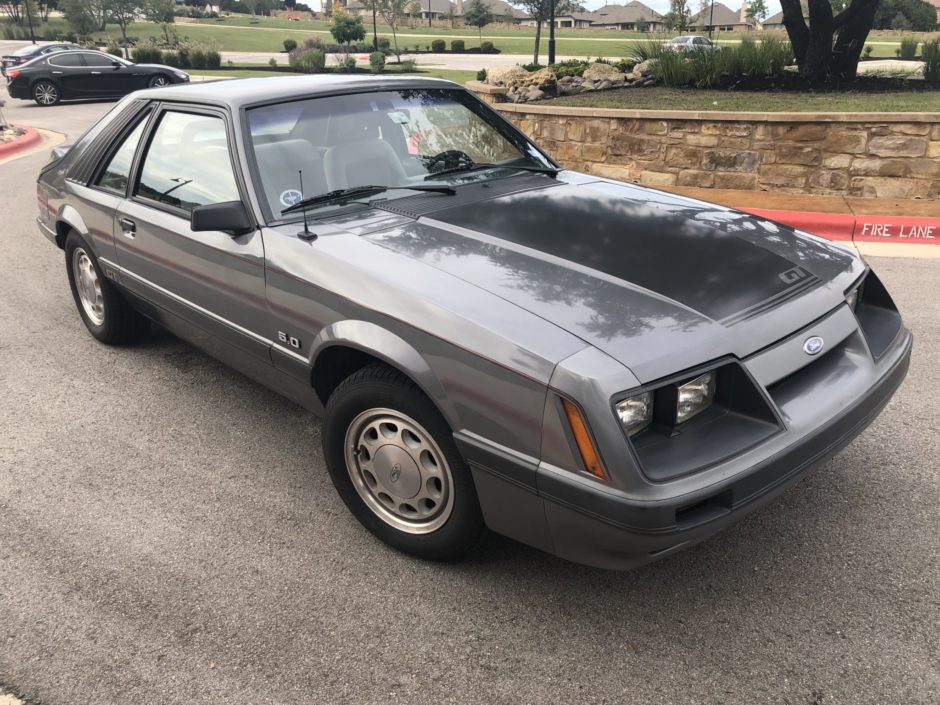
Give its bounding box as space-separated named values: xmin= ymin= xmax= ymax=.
xmin=860 ymin=222 xmax=937 ymax=239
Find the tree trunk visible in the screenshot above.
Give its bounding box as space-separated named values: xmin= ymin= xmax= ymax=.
xmin=831 ymin=0 xmax=878 ymax=79
xmin=532 ymin=21 xmax=541 ymax=64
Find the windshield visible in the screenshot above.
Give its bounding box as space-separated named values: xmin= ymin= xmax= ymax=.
xmin=246 ymin=88 xmax=553 ymax=221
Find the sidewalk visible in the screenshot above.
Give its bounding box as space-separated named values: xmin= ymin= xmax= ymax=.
xmin=664 ymin=186 xmax=940 ymax=256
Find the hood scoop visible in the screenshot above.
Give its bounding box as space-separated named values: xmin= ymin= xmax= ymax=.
xmin=376 ymin=173 xmax=558 ymax=219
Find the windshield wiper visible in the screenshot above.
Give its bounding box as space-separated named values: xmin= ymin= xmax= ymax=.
xmin=425 ymin=161 xmax=559 ymax=180
xmin=280 ymin=184 xmax=455 ymax=216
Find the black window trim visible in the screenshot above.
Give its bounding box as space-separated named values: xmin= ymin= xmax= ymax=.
xmin=89 ymin=104 xmax=158 ymax=198
xmin=130 ymin=102 xmax=255 ymax=225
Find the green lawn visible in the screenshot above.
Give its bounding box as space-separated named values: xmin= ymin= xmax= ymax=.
xmin=189 ymin=65 xmax=476 ymax=84
xmin=551 ymin=86 xmax=940 ymax=112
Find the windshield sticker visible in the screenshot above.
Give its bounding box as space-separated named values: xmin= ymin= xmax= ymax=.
xmin=280 ymin=189 xmax=303 ymax=207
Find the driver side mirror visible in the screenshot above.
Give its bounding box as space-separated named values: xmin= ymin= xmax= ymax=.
xmin=111 ymin=60 xmax=123 ymax=69
xmin=191 ymin=201 xmax=255 ymax=236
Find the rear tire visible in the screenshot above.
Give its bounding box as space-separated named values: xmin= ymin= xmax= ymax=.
xmin=64 ymin=231 xmax=149 ymax=345
xmin=323 ymin=363 xmax=486 ymax=561
xmin=147 ymin=74 xmax=170 ymax=88
xmin=32 ymin=80 xmax=60 ymax=106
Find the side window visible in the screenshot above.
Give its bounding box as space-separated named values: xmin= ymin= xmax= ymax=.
xmin=83 ymin=53 xmax=114 ymax=67
xmin=96 ymin=118 xmax=149 ymax=195
xmin=48 ymin=54 xmax=83 ymax=67
xmin=136 ymin=111 xmax=239 ymax=212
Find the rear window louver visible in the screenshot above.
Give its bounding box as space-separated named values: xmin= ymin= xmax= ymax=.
xmin=67 ymin=99 xmax=148 ymax=185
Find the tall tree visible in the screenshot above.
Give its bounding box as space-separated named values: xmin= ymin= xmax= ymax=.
xmin=463 ymin=0 xmax=493 ymax=40
xmin=109 ymin=0 xmax=139 ymax=46
xmin=662 ymin=0 xmax=691 ymax=30
xmin=781 ymin=0 xmax=882 ymax=81
xmin=378 ymin=0 xmax=408 ymax=59
xmin=143 ymin=0 xmax=176 ymax=43
xmin=243 ymin=0 xmax=259 ymax=16
xmin=747 ymin=0 xmax=769 ymax=20
xmin=510 ymin=0 xmax=575 ymax=63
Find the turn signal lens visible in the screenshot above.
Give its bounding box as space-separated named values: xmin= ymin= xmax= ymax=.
xmin=676 ymin=371 xmax=716 ymax=424
xmin=8 ymin=69 xmax=19 ymax=79
xmin=615 ymin=392 xmax=653 ymax=437
xmin=561 ymin=398 xmax=607 ymax=480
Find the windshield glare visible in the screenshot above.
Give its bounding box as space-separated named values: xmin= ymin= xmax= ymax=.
xmin=247 ymin=88 xmax=550 ymax=220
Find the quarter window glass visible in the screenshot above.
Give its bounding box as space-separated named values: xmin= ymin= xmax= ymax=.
xmin=137 ymin=111 xmax=239 ymax=211
xmin=97 ymin=118 xmax=148 ymax=194
xmin=48 ymin=54 xmax=83 ymax=67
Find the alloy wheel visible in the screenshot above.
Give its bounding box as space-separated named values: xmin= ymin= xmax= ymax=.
xmin=72 ymin=247 xmax=105 ymax=326
xmin=34 ymin=82 xmax=58 ymax=105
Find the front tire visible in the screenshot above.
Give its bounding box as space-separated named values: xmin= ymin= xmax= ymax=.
xmin=64 ymin=231 xmax=149 ymax=345
xmin=147 ymin=74 xmax=170 ymax=88
xmin=323 ymin=364 xmax=486 ymax=561
xmin=32 ymin=80 xmax=60 ymax=106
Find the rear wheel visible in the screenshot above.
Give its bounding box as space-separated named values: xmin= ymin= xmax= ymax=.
xmin=32 ymin=80 xmax=59 ymax=106
xmin=323 ymin=364 xmax=485 ymax=561
xmin=64 ymin=231 xmax=149 ymax=345
xmin=147 ymin=74 xmax=169 ymax=88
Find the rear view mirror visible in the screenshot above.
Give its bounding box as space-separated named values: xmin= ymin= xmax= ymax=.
xmin=191 ymin=201 xmax=255 ymax=236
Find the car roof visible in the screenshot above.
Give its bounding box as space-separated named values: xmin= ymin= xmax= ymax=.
xmin=135 ymin=75 xmax=463 ymax=110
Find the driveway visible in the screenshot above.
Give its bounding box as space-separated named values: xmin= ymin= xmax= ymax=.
xmin=1 ymin=93 xmax=938 ymax=705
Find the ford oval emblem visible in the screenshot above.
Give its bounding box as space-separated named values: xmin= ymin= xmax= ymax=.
xmin=803 ymin=336 xmax=825 ymax=356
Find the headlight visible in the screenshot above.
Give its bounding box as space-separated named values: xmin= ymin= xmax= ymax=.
xmin=175 ymin=71 xmax=189 ymax=80
xmin=615 ymin=392 xmax=653 ymax=436
xmin=676 ymin=371 xmax=716 ymax=424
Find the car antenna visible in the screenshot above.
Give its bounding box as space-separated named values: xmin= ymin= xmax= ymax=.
xmin=296 ymin=169 xmax=317 ymax=241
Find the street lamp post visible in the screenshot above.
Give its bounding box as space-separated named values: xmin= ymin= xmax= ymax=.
xmin=548 ymin=1 xmax=555 ymax=65
xmin=372 ymin=0 xmax=379 ymax=50
xmin=428 ymin=0 xmax=432 ymax=27
xmin=708 ymin=0 xmax=715 ymax=39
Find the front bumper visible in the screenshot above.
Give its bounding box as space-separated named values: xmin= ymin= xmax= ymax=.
xmin=459 ymin=327 xmax=912 ymax=570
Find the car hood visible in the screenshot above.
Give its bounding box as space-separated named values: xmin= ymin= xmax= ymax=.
xmin=360 ymin=176 xmax=862 ymax=382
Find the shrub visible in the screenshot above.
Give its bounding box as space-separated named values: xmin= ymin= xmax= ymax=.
xmin=614 ymin=58 xmax=635 ymax=73
xmin=162 ymin=50 xmax=181 ymax=67
xmin=480 ymin=41 xmax=496 ymax=54
xmin=378 ymin=37 xmax=390 ymax=51
xmin=283 ymin=38 xmax=297 ymax=52
xmin=369 ymin=51 xmax=385 ymax=73
xmin=205 ymin=49 xmax=221 ymax=70
xmin=189 ymin=48 xmax=207 ymax=69
xmin=290 ymin=48 xmax=326 ymax=73
xmin=268 ymin=57 xmax=278 ymax=69
xmin=898 ymin=37 xmax=918 ymax=59
xmin=176 ymin=47 xmax=190 ymax=68
xmin=923 ymin=39 xmax=940 ymax=81
xmin=400 ymin=59 xmax=417 ymax=72
xmin=451 ymin=39 xmax=465 ymax=52
xmin=863 ymin=45 xmax=873 ymax=59
xmin=550 ymin=59 xmax=589 ymax=78
xmin=476 ymin=68 xmax=486 ymax=81
xmin=431 ymin=39 xmax=446 ymax=52
xmin=131 ymin=47 xmax=163 ymax=64
xmin=521 ymin=62 xmax=544 ymax=71
xmin=107 ymin=44 xmax=124 ymax=58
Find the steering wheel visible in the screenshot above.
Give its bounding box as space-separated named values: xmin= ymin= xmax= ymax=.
xmin=424 ymin=150 xmax=474 ymax=173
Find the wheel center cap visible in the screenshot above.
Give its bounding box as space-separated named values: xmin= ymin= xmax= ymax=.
xmin=373 ymin=445 xmax=421 ymax=499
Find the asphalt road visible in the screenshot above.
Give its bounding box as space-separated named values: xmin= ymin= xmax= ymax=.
xmin=1 ymin=94 xmax=939 ymax=705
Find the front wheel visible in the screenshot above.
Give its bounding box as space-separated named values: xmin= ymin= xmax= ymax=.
xmin=323 ymin=363 xmax=485 ymax=561
xmin=32 ymin=80 xmax=60 ymax=106
xmin=147 ymin=74 xmax=169 ymax=88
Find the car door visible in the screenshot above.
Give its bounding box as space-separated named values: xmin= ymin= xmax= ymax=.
xmin=77 ymin=52 xmax=136 ymax=96
xmin=46 ymin=53 xmax=86 ymax=98
xmin=113 ymin=106 xmax=270 ymax=362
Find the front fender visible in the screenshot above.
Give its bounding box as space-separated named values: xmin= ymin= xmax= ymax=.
xmin=311 ymin=320 xmax=460 ymax=431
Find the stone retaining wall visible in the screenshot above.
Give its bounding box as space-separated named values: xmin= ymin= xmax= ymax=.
xmin=479 ymin=97 xmax=940 ymax=200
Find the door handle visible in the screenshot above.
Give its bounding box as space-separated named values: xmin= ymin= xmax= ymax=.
xmin=90 ymin=71 xmax=101 ymax=75
xmin=118 ymin=217 xmax=136 ymax=238
xmin=51 ymin=70 xmax=63 ymax=74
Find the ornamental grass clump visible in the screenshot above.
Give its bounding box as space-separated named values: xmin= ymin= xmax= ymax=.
xmin=922 ymin=39 xmax=940 ymax=81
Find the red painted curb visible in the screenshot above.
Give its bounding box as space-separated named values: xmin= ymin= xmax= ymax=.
xmin=0 ymin=126 xmax=42 ymax=159
xmin=741 ymin=207 xmax=940 ymax=246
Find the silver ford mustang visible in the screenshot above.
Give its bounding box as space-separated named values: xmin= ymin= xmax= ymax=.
xmin=36 ymin=76 xmax=912 ymax=569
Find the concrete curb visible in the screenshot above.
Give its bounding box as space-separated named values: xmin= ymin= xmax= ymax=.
xmin=741 ymin=208 xmax=939 ymax=247
xmin=0 ymin=126 xmax=42 ymax=160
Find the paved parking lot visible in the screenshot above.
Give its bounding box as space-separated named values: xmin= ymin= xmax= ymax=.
xmin=1 ymin=92 xmax=938 ymax=705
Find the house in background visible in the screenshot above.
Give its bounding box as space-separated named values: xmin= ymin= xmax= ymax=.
xmin=761 ymin=9 xmax=786 ymax=30
xmin=453 ymin=0 xmax=528 ymax=23
xmin=688 ymin=3 xmax=757 ymax=32
xmin=590 ymin=1 xmax=664 ymax=31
